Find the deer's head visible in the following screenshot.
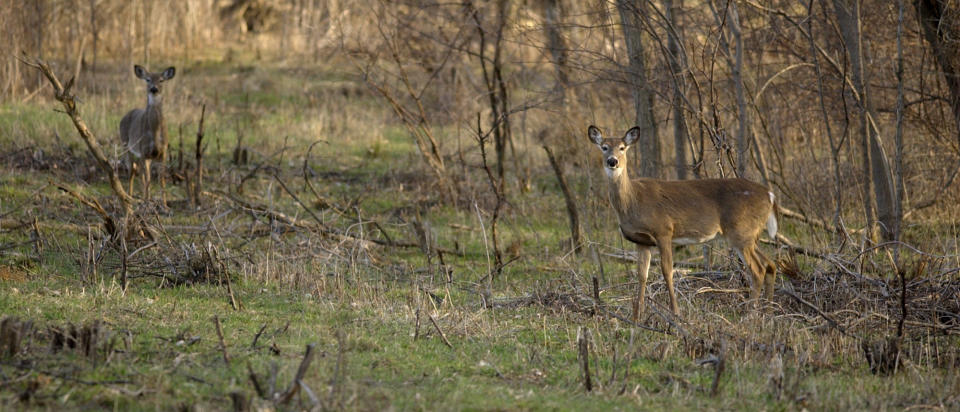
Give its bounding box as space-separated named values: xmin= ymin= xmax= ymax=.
xmin=588 ymin=125 xmax=640 ymax=179
xmin=134 ymin=65 xmax=176 ymax=103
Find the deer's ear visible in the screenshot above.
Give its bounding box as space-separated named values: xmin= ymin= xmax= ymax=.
xmin=588 ymin=125 xmax=603 ymax=146
xmin=161 ymin=67 xmax=176 ymax=80
xmin=134 ymin=65 xmax=147 ymax=79
xmin=623 ymin=126 xmax=641 ymax=146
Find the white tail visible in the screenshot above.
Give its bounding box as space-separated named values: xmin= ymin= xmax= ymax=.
xmin=119 ymin=64 xmax=175 ymax=203
xmin=766 ymin=192 xmax=778 ymax=239
xmin=587 ymin=125 xmax=777 ymax=320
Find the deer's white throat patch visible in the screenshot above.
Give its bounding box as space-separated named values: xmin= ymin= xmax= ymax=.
xmin=605 ymin=167 xmax=623 ymax=179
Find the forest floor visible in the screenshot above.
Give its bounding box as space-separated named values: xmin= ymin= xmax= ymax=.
xmin=0 ymin=55 xmax=958 ymax=411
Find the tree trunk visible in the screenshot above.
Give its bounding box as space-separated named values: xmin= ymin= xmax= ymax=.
xmin=664 ymin=0 xmax=689 ymax=180
xmin=543 ymin=145 xmax=582 ymax=254
xmin=617 ymin=0 xmax=660 ymax=178
xmin=894 ymin=0 xmax=907 ymax=241
xmin=833 ymin=0 xmax=896 ymax=241
xmin=915 ymin=0 xmax=960 ymax=147
xmin=543 ymin=0 xmax=570 ymax=105
xmin=729 ymin=2 xmax=750 ymax=178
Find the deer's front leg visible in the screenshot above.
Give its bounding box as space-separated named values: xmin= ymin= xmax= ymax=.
xmin=128 ymin=160 xmax=138 ymax=198
xmin=657 ymin=235 xmax=679 ymax=316
xmin=633 ymin=246 xmax=652 ymax=323
xmin=143 ymin=158 xmax=152 ymax=202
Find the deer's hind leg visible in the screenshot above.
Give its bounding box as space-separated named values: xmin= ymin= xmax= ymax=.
xmin=755 ymin=247 xmax=776 ymax=300
xmin=732 ymin=239 xmax=765 ymax=303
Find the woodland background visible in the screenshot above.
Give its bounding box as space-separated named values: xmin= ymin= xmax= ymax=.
xmin=0 ymin=0 xmax=958 ymax=409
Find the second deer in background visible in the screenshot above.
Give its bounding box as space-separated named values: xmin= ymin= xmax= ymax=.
xmin=120 ymin=65 xmax=175 ymax=205
xmin=587 ymin=125 xmax=777 ymax=322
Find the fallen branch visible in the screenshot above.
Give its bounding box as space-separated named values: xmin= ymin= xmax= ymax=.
xmin=428 ymin=315 xmax=453 ymax=349
xmin=53 ymin=182 xmax=118 ymax=237
xmin=206 ymin=190 xmax=462 ymax=255
xmin=778 ymin=288 xmax=858 ymax=339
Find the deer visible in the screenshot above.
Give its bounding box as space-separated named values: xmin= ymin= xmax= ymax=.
xmin=587 ymin=125 xmax=777 ymax=322
xmin=120 ymin=65 xmax=175 ymax=205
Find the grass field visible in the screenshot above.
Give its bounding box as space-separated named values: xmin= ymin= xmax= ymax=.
xmin=1 ymin=57 xmax=958 ymax=411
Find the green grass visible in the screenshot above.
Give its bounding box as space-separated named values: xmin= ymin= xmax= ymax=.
xmin=1 ymin=57 xmax=958 ymax=411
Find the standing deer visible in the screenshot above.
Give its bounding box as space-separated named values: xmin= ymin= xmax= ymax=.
xmin=120 ymin=65 xmax=175 ymax=204
xmin=588 ymin=125 xmax=777 ymax=321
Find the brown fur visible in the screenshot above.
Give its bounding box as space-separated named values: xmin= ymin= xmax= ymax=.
xmin=120 ymin=104 xmax=165 ymax=161
xmin=588 ymin=125 xmax=777 ymax=320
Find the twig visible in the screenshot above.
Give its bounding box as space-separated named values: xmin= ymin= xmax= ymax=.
xmin=120 ymin=235 xmax=128 ymax=292
xmin=778 ymin=288 xmax=858 ymax=339
xmin=592 ymin=276 xmax=602 ymax=306
xmin=193 ymin=104 xmax=206 ymax=207
xmin=272 ymin=172 xmax=326 ymax=229
xmin=299 ymin=380 xmax=321 ymax=408
xmin=206 ymin=190 xmax=462 ymax=255
xmin=278 ymin=343 xmax=316 ymax=405
xmin=695 ymin=341 xmax=726 ymax=397
xmin=247 ymin=362 xmax=264 ymax=398
xmin=413 ymin=308 xmax=421 ymax=340
xmin=542 ymin=144 xmax=582 ymax=254
xmin=53 ymin=182 xmax=118 ymax=237
xmin=213 ymin=316 xmax=230 ymax=364
xmin=251 ymin=324 xmax=267 ymax=349
xmin=428 ymin=315 xmax=453 ymax=348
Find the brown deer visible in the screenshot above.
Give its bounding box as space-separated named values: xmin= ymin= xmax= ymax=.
xmin=588 ymin=125 xmax=777 ymax=321
xmin=120 ymin=65 xmax=175 ymax=203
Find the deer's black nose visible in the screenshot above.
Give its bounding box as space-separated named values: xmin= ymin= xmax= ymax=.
xmin=149 ymin=86 xmax=159 ymax=94
xmin=606 ymin=157 xmax=618 ymax=168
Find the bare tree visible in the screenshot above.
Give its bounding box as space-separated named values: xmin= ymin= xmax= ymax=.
xmin=470 ymin=0 xmax=514 ymax=188
xmin=543 ymin=0 xmax=570 ymax=106
xmin=915 ymin=0 xmax=960 ymax=146
xmin=894 ymin=0 xmax=907 ymax=241
xmin=617 ymin=0 xmax=660 ymax=178
xmin=833 ymin=0 xmax=896 ymax=241
xmin=664 ymin=0 xmax=689 ymax=180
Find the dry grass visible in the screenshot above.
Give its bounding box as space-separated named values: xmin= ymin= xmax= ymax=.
xmin=0 ymin=46 xmax=958 ymax=411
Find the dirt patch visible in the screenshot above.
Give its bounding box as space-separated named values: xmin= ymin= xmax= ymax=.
xmin=0 ymin=265 xmax=27 ymax=282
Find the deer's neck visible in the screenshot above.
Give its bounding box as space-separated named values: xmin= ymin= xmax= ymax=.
xmin=144 ymin=97 xmax=165 ymax=131
xmin=608 ymin=170 xmax=639 ymax=214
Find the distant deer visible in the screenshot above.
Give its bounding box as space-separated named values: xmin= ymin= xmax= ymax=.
xmin=120 ymin=65 xmax=175 ymax=203
xmin=587 ymin=125 xmax=777 ymax=321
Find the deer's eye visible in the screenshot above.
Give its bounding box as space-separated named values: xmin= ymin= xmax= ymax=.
xmin=601 ymin=145 xmax=609 ymax=151
xmin=619 ymin=146 xmax=626 ymax=151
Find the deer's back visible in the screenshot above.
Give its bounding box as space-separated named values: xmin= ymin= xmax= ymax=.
xmin=661 ymin=178 xmax=772 ymax=236
xmin=619 ymin=178 xmax=772 ymax=242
